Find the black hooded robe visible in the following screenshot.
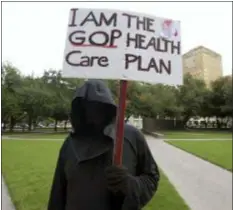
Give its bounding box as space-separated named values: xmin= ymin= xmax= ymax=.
xmin=48 ymin=80 xmax=160 ymax=210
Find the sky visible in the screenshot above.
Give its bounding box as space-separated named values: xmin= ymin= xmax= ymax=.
xmin=2 ymin=1 xmax=232 ymax=76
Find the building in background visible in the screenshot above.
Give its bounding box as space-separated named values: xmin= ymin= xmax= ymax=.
xmin=183 ymin=46 xmax=223 ymax=88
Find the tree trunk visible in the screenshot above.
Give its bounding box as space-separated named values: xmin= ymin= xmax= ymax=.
xmin=204 ymin=120 xmax=207 ymax=128
xmin=10 ymin=116 xmax=16 ymax=132
xmin=64 ymin=120 xmax=68 ymax=130
xmin=33 ymin=120 xmax=37 ymax=131
xmin=3 ymin=120 xmax=7 ymax=131
xmin=173 ymin=118 xmax=177 ymax=128
xmin=216 ymin=119 xmax=221 ymax=129
xmin=54 ymin=120 xmax=58 ymax=132
xmin=28 ymin=115 xmax=32 ymax=131
xmin=183 ymin=116 xmax=190 ymax=128
xmin=226 ymin=117 xmax=231 ymax=128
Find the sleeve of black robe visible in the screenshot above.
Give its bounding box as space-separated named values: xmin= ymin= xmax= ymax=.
xmin=47 ymin=141 xmax=67 ymax=210
xmin=122 ymin=130 xmax=160 ymax=210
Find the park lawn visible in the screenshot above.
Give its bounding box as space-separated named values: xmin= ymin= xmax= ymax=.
xmin=162 ymin=131 xmax=232 ymax=140
xmin=167 ymin=140 xmax=232 ymax=171
xmin=2 ymin=140 xmax=189 ymax=210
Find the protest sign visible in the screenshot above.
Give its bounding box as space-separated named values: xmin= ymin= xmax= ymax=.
xmin=62 ymin=8 xmax=182 ymax=85
xmin=62 ymin=8 xmax=182 ymax=166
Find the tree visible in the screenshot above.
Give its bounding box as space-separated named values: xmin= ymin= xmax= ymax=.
xmin=41 ymin=70 xmax=85 ymax=131
xmin=198 ymin=89 xmax=212 ymax=117
xmin=106 ymin=80 xmax=119 ymax=103
xmin=2 ymin=60 xmax=231 ymax=132
xmin=18 ymin=76 xmax=52 ymax=131
xmin=2 ymin=62 xmax=24 ymax=131
xmin=106 ymin=81 xmax=148 ymax=120
xmin=131 ymin=83 xmax=181 ymax=120
xmin=221 ymin=76 xmax=233 ymax=117
xmin=41 ymin=70 xmax=69 ymax=131
xmin=207 ymin=76 xmax=233 ymax=128
xmin=177 ymin=74 xmax=208 ymax=124
xmin=136 ymin=84 xmax=163 ymax=118
xmin=125 ymin=81 xmax=143 ymax=120
xmin=157 ymin=85 xmax=183 ymax=119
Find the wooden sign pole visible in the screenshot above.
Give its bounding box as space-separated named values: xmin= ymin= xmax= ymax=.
xmin=113 ymin=80 xmax=128 ymax=166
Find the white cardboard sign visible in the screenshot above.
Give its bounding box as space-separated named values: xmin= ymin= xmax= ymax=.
xmin=62 ymin=8 xmax=182 ymax=85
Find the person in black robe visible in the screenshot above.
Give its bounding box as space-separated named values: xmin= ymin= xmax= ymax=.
xmin=48 ymin=79 xmax=160 ymax=210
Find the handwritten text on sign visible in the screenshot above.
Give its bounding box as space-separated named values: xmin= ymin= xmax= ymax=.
xmin=62 ymin=8 xmax=182 ymax=85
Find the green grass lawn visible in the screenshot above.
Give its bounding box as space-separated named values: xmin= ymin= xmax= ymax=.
xmin=2 ymin=139 xmax=189 ymax=210
xmin=167 ymin=140 xmax=232 ymax=171
xmin=162 ymin=131 xmax=232 ymax=140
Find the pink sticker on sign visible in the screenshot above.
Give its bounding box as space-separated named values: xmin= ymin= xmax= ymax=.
xmin=161 ymin=19 xmax=178 ymax=39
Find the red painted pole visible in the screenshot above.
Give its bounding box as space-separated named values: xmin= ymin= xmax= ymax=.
xmin=113 ymin=80 xmax=128 ymax=166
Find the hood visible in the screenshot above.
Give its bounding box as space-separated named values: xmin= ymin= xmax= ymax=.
xmin=70 ymin=79 xmax=117 ymax=136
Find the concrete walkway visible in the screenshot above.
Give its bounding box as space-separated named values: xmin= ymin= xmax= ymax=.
xmin=2 ymin=176 xmax=16 ymax=210
xmin=146 ymin=136 xmax=232 ymax=210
